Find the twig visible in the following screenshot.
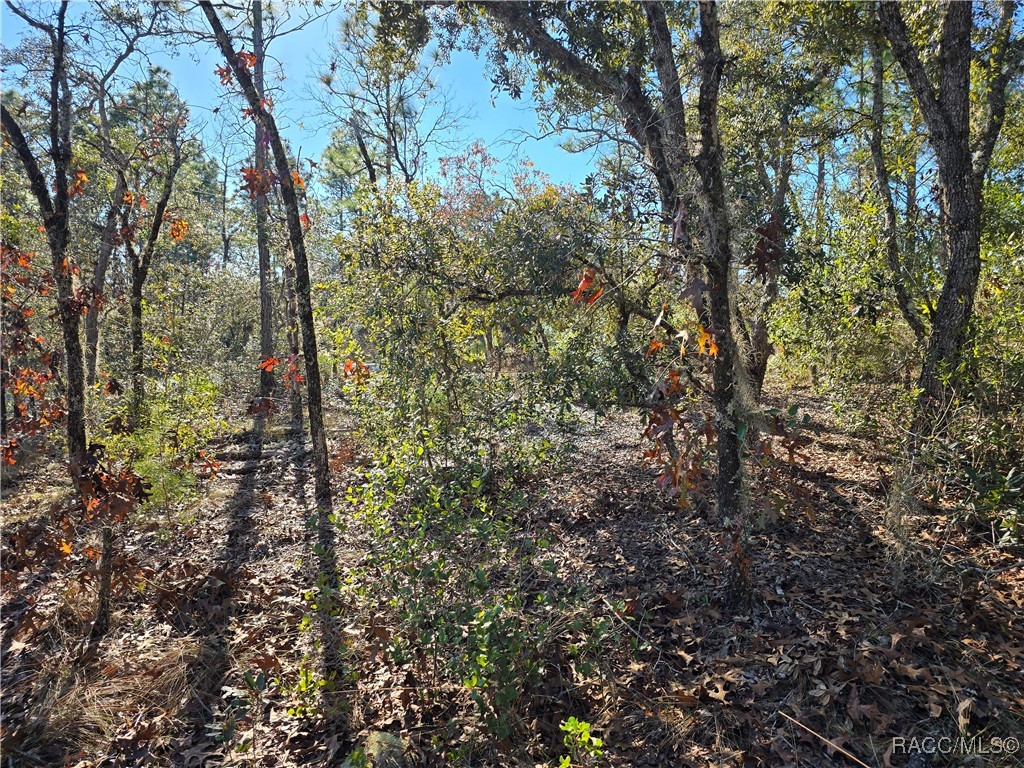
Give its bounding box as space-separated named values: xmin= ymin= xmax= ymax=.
xmin=778 ymin=711 xmax=875 ymax=768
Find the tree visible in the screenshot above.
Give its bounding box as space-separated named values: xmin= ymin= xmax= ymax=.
xmin=200 ymin=0 xmax=332 ymax=508
xmin=88 ymin=68 xmax=193 ymax=418
xmin=316 ymin=6 xmax=467 ymax=185
xmin=2 ymin=1 xmax=87 ymax=462
xmin=877 ymin=0 xmax=1022 ymax=438
xmin=429 ymin=0 xmax=754 ymax=597
xmin=253 ymin=0 xmax=274 ymax=401
xmin=868 ymin=29 xmax=929 ymax=345
xmin=117 ymin=113 xmax=189 ymax=420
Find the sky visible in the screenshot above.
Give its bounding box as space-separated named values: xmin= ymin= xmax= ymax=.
xmin=1 ymin=3 xmax=600 ymax=189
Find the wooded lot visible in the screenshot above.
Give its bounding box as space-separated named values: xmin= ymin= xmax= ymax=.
xmin=2 ymin=2 xmax=1022 ymax=766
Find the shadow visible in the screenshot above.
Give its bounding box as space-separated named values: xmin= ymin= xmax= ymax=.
xmin=169 ymin=423 xmax=265 ymax=762
xmin=289 ymin=432 xmax=352 ymax=759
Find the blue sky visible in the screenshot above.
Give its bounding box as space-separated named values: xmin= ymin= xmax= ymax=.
xmin=1 ymin=4 xmax=599 ymax=188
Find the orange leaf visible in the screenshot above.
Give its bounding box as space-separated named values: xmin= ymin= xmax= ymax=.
xmin=68 ymin=167 xmax=89 ymax=198
xmin=697 ymin=327 xmax=718 ymax=357
xmin=169 ymin=219 xmax=189 ymax=242
xmin=240 ymin=166 xmax=277 ymax=198
xmin=237 ymin=51 xmax=257 ymax=70
xmin=571 ymin=268 xmax=595 ymax=302
xmin=259 ymin=356 xmax=281 ymax=372
xmin=646 ymin=339 xmax=665 ymax=357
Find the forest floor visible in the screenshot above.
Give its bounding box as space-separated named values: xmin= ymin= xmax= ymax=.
xmin=2 ymin=385 xmax=1023 ymax=768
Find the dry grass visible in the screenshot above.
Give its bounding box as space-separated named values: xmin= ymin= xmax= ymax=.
xmin=4 ymin=592 xmax=213 ymax=765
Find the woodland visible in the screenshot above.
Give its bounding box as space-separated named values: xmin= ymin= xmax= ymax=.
xmin=1 ymin=1 xmax=1023 ymax=766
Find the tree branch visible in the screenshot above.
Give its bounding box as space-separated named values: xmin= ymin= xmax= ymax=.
xmin=869 ymin=35 xmax=928 ymax=342
xmin=1 ymin=105 xmax=56 ymax=221
xmin=973 ymin=0 xmax=1022 ymax=180
xmin=877 ymin=1 xmax=948 ymax=147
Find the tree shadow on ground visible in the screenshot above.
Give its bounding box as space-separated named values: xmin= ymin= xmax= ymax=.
xmin=170 ymin=424 xmax=264 ymax=763
xmin=288 ymin=433 xmax=353 ymax=759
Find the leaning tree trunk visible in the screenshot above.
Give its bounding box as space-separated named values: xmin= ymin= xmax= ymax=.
xmin=253 ymin=0 xmax=275 ymax=400
xmin=0 ymin=4 xmax=87 ymax=463
xmin=202 ymin=0 xmax=332 ymax=508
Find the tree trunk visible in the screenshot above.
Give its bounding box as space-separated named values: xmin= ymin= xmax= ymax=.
xmin=284 ymin=253 xmax=304 ymax=431
xmin=1 ymin=356 xmax=8 ymax=436
xmin=221 ymin=157 xmax=233 ymax=266
xmin=879 ymin=0 xmax=1014 ymax=439
xmin=86 ymin=181 xmax=125 ymax=386
xmin=253 ymin=0 xmax=275 ymax=400
xmin=57 ymin=243 xmax=88 ymax=461
xmin=202 ymin=1 xmax=332 ymax=508
xmin=915 ymin=179 xmax=981 ymax=424
xmin=0 ymin=3 xmax=87 ymax=464
xmin=696 ymin=0 xmax=750 ymax=604
xmin=869 ymin=34 xmax=928 ymax=343
xmin=91 ymin=525 xmax=114 ymax=638
xmin=129 ymin=268 xmax=145 ymax=420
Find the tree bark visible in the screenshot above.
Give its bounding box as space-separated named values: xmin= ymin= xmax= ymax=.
xmin=86 ymin=177 xmax=126 ymax=386
xmin=253 ymin=0 xmax=275 ymax=400
xmin=202 ymin=0 xmax=331 ymax=508
xmin=878 ymin=0 xmax=1018 ymax=436
xmin=284 ymin=250 xmax=304 ymax=431
xmin=0 ymin=1 xmax=86 ymax=463
xmin=694 ymin=1 xmax=746 ymax=525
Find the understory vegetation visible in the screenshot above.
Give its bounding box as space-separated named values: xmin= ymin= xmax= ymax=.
xmin=2 ymin=2 xmax=1022 ymax=767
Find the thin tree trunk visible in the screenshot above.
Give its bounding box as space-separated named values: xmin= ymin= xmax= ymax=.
xmin=869 ymin=34 xmax=927 ymax=343
xmin=202 ymin=1 xmax=331 ymax=508
xmin=120 ymin=137 xmax=185 ymax=426
xmin=0 ymin=356 xmax=7 ymax=436
xmin=91 ymin=526 xmax=114 ymax=638
xmin=221 ymin=157 xmax=233 ymax=266
xmin=129 ymin=271 xmax=144 ymax=419
xmin=253 ymin=0 xmax=275 ymax=400
xmin=284 ymin=253 xmax=304 ymax=432
xmin=86 ymin=179 xmax=125 ymax=386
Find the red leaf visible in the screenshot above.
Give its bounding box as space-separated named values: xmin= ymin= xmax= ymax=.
xmin=646 ymin=339 xmax=665 ymax=357
xmin=571 ymin=268 xmax=596 ymax=302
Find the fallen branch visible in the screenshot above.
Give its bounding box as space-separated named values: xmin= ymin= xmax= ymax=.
xmin=778 ymin=711 xmax=875 ymax=768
